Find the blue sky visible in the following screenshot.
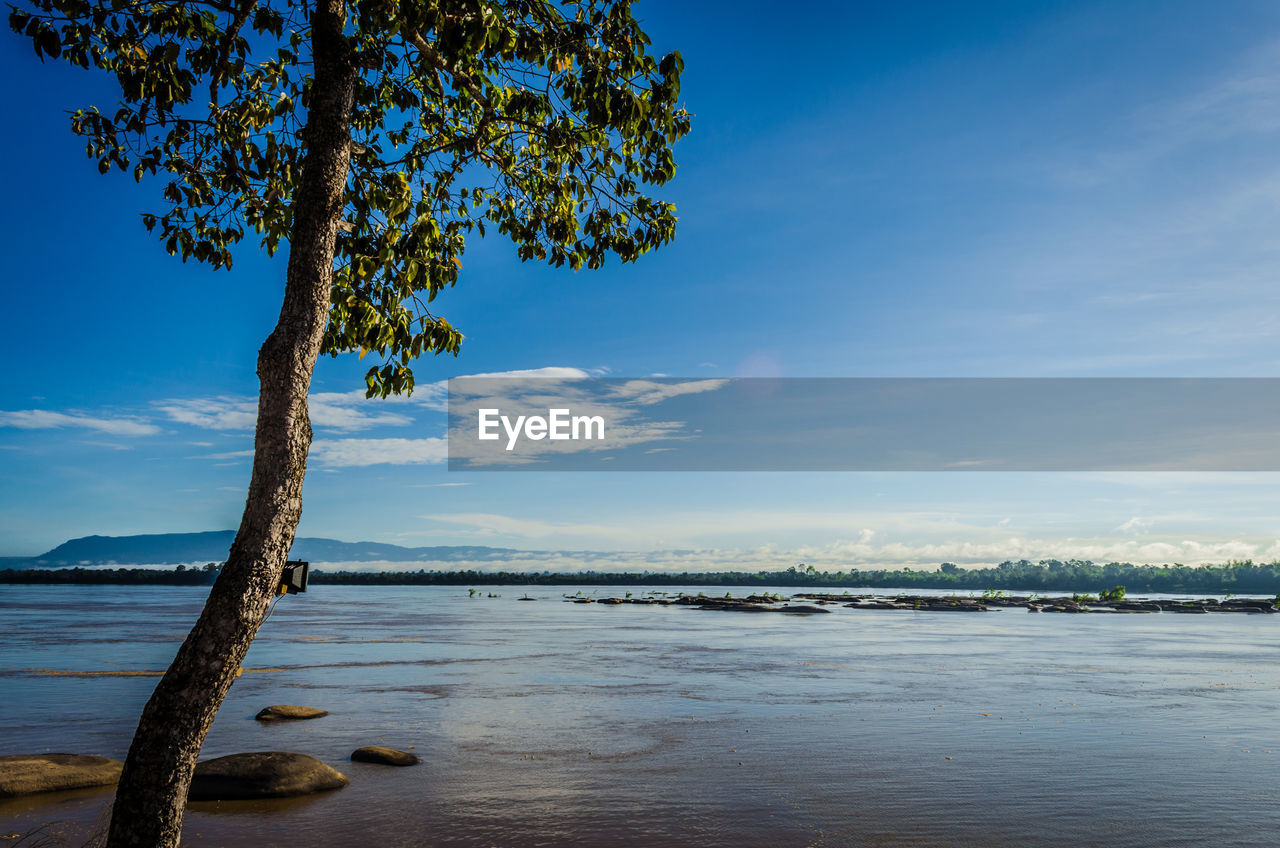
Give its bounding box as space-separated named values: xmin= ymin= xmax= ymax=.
xmin=5 ymin=0 xmax=1280 ymax=568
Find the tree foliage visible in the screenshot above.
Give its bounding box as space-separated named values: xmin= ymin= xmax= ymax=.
xmin=9 ymin=0 xmax=689 ymax=396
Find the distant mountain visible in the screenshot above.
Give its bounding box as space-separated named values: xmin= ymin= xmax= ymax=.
xmin=7 ymin=531 xmax=523 ymax=568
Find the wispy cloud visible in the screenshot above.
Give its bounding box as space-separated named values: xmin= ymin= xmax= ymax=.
xmin=194 ymin=449 xmax=255 ymax=461
xmin=607 ymin=378 xmax=729 ymax=406
xmin=310 ymin=437 xmax=447 ymax=467
xmin=1033 ymin=39 xmax=1280 ymax=189
xmin=156 ymin=397 xmax=257 ymax=431
xmin=396 ymin=501 xmax=1280 ymax=571
xmin=309 ymin=393 xmax=414 ymax=429
xmin=1117 ymin=516 xmax=1153 ymax=535
xmin=908 ymin=35 xmax=1280 ymax=377
xmin=0 ymin=410 xmax=159 ymax=436
xmin=158 ymin=393 xmax=414 ymax=432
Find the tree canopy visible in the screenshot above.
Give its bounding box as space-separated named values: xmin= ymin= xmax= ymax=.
xmin=10 ymin=0 xmax=689 ymax=396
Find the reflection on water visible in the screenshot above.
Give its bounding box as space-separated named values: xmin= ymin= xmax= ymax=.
xmin=3 ymin=584 xmax=1280 ymax=846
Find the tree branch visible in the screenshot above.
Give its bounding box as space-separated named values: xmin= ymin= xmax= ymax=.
xmin=209 ymin=0 xmax=258 ymax=108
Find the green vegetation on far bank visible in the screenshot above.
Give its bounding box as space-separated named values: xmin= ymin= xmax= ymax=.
xmin=6 ymin=559 xmax=1280 ymax=595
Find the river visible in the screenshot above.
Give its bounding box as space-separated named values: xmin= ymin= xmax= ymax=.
xmin=3 ymin=584 xmax=1279 ymax=846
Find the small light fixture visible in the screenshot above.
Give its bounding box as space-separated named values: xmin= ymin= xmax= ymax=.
xmin=278 ymin=560 xmax=309 ymax=595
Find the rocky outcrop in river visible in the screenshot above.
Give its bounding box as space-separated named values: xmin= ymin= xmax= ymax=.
xmin=0 ymin=753 xmax=122 ymax=796
xmin=566 ymin=592 xmax=1280 ymax=616
xmin=188 ymin=752 xmax=348 ymax=800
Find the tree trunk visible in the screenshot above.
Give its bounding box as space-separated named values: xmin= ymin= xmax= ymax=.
xmin=104 ymin=5 xmax=355 ymax=846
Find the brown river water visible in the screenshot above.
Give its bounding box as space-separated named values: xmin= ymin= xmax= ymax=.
xmin=3 ymin=584 xmax=1280 ymax=847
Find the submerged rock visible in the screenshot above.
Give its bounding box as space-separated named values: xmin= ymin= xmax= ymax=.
xmin=569 ymin=590 xmax=1280 ymax=619
xmin=841 ymin=598 xmax=988 ymax=612
xmin=920 ymin=601 xmax=988 ymax=612
xmin=698 ymin=602 xmax=771 ymax=612
xmin=0 ymin=753 xmax=122 ymax=797
xmin=188 ymin=752 xmax=348 ymax=800
xmin=351 ymin=746 xmax=420 ymax=766
xmin=1114 ymin=602 xmax=1161 ymax=613
xmin=255 ymin=704 xmax=329 ymax=722
xmin=1219 ymin=599 xmax=1278 ymax=613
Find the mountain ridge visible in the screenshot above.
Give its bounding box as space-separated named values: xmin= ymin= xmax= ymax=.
xmin=8 ymin=531 xmax=525 ymax=568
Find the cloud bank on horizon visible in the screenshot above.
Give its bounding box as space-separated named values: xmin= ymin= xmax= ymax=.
xmin=6 ymin=367 xmax=1280 ymax=566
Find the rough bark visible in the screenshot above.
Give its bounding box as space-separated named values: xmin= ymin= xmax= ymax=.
xmin=104 ymin=4 xmax=356 ymax=846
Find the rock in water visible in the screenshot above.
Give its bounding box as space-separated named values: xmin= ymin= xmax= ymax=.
xmin=188 ymin=752 xmax=348 ymax=800
xmin=0 ymin=753 xmax=123 ymax=797
xmin=351 ymin=746 xmax=420 ymax=766
xmin=255 ymin=704 xmax=329 ymax=721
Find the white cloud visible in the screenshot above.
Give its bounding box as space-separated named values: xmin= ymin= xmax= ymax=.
xmin=195 ymin=449 xmax=254 ymax=461
xmin=0 ymin=409 xmax=159 ymax=436
xmin=455 ymin=366 xmax=594 ymax=381
xmin=434 ymin=367 xmax=594 ymax=403
xmin=156 ymin=397 xmax=257 ymax=430
xmin=300 ymin=533 xmax=1280 ymax=574
xmin=404 ymin=382 xmax=449 ymax=411
xmin=400 ymin=506 xmax=1280 ymax=571
xmin=159 ymin=392 xmax=415 ymax=432
xmin=309 ymin=393 xmax=413 ymax=429
xmin=310 ymin=437 xmax=447 ymax=467
xmin=607 ymin=378 xmax=729 ymax=406
xmin=327 ymin=534 xmax=1280 ymax=573
xmin=1117 ymin=516 xmax=1153 ymax=535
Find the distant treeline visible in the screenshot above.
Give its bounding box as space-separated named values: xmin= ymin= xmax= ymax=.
xmin=6 ymin=559 xmax=1280 ymax=594
xmin=0 ymin=563 xmax=221 ymax=585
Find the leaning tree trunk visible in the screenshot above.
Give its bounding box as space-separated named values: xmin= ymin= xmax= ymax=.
xmin=104 ymin=5 xmax=356 ymax=847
